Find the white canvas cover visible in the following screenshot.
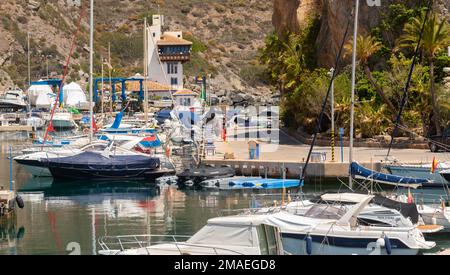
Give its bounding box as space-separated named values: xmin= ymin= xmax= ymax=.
xmin=28 ymin=84 xmax=54 ymax=106
xmin=35 ymin=91 xmax=56 ymax=109
xmin=63 ymin=82 xmax=87 ymax=106
xmin=186 ymin=224 xmax=254 ymax=247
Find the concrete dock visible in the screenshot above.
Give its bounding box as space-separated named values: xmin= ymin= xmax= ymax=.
xmin=202 ymin=129 xmax=445 ymax=178
xmin=0 ymin=125 xmax=32 ymax=132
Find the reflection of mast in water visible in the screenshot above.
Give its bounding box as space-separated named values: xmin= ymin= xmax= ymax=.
xmin=91 ymin=208 xmax=96 ymax=255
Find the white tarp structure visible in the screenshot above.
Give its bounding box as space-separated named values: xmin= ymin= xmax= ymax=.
xmin=63 ymin=82 xmax=87 ymax=107
xmin=28 ymin=84 xmax=55 ymax=107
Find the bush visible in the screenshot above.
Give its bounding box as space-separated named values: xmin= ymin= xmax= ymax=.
xmin=183 ymin=33 xmax=207 ymax=53
xmin=239 ymin=64 xmax=268 ymax=86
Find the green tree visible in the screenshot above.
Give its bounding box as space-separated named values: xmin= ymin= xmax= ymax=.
xmin=345 ymin=34 xmax=396 ymax=114
xmin=398 ymin=11 xmax=450 ymax=135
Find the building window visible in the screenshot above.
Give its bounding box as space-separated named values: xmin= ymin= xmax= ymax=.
xmin=171 ymin=77 xmax=178 ymax=86
xmin=167 ymin=63 xmax=178 ymax=75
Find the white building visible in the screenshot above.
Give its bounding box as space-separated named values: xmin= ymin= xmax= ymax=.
xmin=147 ymin=14 xmax=192 ymax=90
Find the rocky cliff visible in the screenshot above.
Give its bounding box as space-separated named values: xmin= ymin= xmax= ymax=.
xmin=0 ymin=0 xmax=276 ymax=105
xmin=273 ymin=0 xmax=450 ymax=68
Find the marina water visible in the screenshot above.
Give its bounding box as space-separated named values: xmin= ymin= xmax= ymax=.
xmin=1 ymin=137 xmax=449 ymax=255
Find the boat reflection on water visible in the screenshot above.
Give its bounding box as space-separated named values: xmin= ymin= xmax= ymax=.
xmin=17 ymin=177 xmax=171 ymax=217
xmin=0 ymin=215 xmax=25 ymax=254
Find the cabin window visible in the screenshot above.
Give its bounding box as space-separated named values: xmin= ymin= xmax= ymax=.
xmin=264 ymin=225 xmax=278 ymax=255
xmin=256 ymin=225 xmax=269 ymax=255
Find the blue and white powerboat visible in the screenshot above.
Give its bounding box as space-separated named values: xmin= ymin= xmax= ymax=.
xmin=263 ymin=195 xmax=436 ymax=255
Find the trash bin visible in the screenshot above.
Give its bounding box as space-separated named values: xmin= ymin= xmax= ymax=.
xmin=248 ymin=140 xmax=260 ymax=160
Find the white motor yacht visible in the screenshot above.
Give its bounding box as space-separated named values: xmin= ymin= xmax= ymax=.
xmin=98 ymin=215 xmax=284 ymax=255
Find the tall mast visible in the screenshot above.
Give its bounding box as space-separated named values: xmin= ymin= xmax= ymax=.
xmin=88 ymin=0 xmax=94 ymax=142
xmin=144 ymin=17 xmax=149 ymax=125
xmin=27 ymin=31 xmax=30 ymax=87
xmin=349 ymin=0 xmax=359 ymax=189
xmin=27 ymin=31 xmax=31 ymax=117
xmin=108 ymin=42 xmax=112 ymax=116
xmin=101 ymin=56 xmax=104 ymax=121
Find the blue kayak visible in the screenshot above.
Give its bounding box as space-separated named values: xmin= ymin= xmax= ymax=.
xmin=228 ymin=178 xmax=302 ymax=190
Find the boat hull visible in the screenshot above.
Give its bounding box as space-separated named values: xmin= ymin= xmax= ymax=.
xmin=14 ymin=159 xmax=52 ymax=177
xmin=52 ymin=119 xmax=76 ymax=130
xmin=386 ymin=165 xmax=449 ymax=185
xmin=48 ymin=166 xmax=167 ymax=181
xmin=281 ymin=233 xmax=419 ymax=255
xmin=442 ymin=172 xmax=450 ymax=182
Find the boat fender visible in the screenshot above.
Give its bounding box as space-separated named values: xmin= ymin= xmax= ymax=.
xmin=8 ymin=199 xmax=15 ymax=210
xmin=15 ymin=195 xmax=24 ymax=209
xmin=432 ymin=216 xmax=437 ymax=225
xmin=384 ymin=235 xmax=392 ymax=255
xmin=306 ymin=235 xmax=313 ymax=255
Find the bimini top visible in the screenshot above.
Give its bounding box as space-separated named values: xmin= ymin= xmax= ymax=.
xmin=186 ymin=215 xmax=276 ymax=248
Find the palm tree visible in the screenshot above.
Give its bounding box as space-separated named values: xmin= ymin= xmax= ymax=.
xmin=398 ymin=11 xmax=450 ymax=135
xmin=345 ymin=34 xmax=397 ymax=114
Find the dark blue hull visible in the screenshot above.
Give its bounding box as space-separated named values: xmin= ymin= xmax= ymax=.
xmin=48 ymin=166 xmax=167 ymax=180
xmin=44 ymin=151 xmax=162 ymax=181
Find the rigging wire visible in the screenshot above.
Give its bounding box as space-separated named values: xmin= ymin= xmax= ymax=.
xmin=386 ymin=0 xmax=434 ymax=158
xmin=42 ymin=3 xmax=87 ymax=144
xmin=299 ymin=13 xmax=353 ymax=185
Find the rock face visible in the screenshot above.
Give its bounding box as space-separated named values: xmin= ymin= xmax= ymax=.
xmin=272 ymin=0 xmax=448 ymax=68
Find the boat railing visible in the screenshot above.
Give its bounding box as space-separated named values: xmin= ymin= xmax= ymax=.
xmin=98 ymin=234 xmax=246 ymax=255
xmin=218 ymin=206 xmax=283 ymax=217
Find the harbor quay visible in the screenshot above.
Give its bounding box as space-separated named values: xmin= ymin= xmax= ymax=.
xmin=203 ymin=137 xmax=442 ymax=178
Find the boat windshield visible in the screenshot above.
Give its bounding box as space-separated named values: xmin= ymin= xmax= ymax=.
xmin=303 ymin=205 xmax=346 ymax=220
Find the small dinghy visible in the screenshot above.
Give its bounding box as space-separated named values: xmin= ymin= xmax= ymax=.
xmin=177 ymin=165 xmax=235 ymax=187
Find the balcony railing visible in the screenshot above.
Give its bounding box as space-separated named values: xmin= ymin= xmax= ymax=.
xmin=158 ymin=53 xmax=190 ymax=62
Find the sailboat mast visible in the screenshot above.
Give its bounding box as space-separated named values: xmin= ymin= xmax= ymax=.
xmin=88 ymin=0 xmax=94 ymax=142
xmin=349 ymin=0 xmax=359 ymax=188
xmin=27 ymin=32 xmax=31 ymax=87
xmin=101 ymin=56 xmax=104 ymax=121
xmin=108 ymin=42 xmax=112 ymax=117
xmin=27 ymin=31 xmax=31 ymax=117
xmin=144 ymin=17 xmax=149 ymax=125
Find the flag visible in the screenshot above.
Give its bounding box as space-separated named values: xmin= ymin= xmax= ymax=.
xmin=92 ymin=115 xmax=98 ymax=133
xmin=431 ymin=157 xmax=438 ymax=174
xmin=47 ymin=121 xmax=55 ymax=133
xmin=407 ymin=188 xmax=414 ymax=204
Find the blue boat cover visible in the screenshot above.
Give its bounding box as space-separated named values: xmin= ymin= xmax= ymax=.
xmin=350 ymin=162 xmax=429 ymax=185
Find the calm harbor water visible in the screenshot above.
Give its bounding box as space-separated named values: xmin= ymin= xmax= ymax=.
xmin=0 ymin=136 xmax=449 ymax=255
